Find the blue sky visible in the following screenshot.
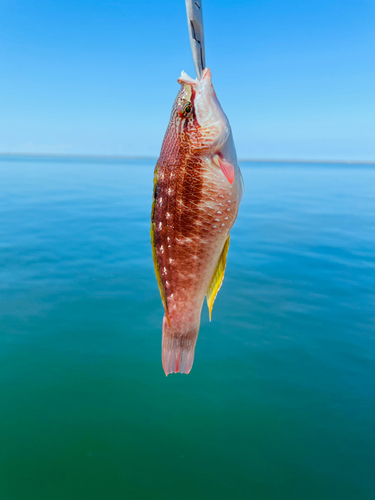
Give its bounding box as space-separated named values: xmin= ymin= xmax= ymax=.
xmin=1 ymin=0 xmax=374 ymax=160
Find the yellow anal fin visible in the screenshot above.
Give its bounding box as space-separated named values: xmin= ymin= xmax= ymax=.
xmin=206 ymin=236 xmax=230 ymax=321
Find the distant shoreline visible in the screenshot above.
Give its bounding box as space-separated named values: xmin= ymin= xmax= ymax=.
xmin=0 ymin=152 xmax=374 ymax=165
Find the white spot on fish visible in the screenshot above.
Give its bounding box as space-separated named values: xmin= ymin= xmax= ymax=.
xmin=166 ymin=281 xmax=169 ymax=287
xmin=227 ymin=208 xmax=231 ymax=211
xmin=158 ymin=222 xmax=162 ymax=229
xmin=163 ymin=267 xmax=167 ymax=274
xmin=169 ymin=258 xmax=173 ymax=264
xmin=224 ymin=217 xmax=228 ymax=220
xmin=217 ymin=211 xmax=222 ymax=214
xmin=171 ymin=293 xmax=174 ymax=298
xmin=215 ymin=219 xmax=220 ymax=222
xmin=167 ymin=237 xmax=170 ymax=242
xmin=213 ymin=225 xmax=217 ymax=228
xmin=228 ymin=200 xmax=232 ymax=203
xmin=168 ymin=188 xmax=172 ymax=195
xmin=160 ymin=245 xmax=164 ymax=253
xmin=221 ymin=223 xmax=225 ymax=226
xmin=166 ymin=212 xmax=170 ymax=218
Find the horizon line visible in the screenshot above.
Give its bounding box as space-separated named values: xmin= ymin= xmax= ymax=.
xmin=0 ymin=152 xmax=374 ymax=165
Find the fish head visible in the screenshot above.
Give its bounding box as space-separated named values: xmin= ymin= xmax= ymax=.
xmin=174 ymin=68 xmax=230 ymax=151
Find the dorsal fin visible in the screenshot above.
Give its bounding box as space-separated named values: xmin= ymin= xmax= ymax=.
xmin=151 ymin=163 xmax=170 ymax=324
xmin=206 ymin=236 xmax=230 ymax=321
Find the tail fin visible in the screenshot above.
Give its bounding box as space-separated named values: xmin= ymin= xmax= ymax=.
xmin=162 ymin=315 xmax=199 ymax=375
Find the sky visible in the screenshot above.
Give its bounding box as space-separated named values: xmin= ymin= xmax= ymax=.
xmin=1 ymin=0 xmax=375 ymax=161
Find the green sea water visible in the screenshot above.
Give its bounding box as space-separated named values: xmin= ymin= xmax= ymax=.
xmin=0 ymin=155 xmax=374 ymax=500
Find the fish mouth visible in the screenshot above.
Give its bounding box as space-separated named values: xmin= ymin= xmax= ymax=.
xmin=178 ymin=71 xmax=197 ymax=86
xmin=178 ymin=68 xmax=211 ymax=86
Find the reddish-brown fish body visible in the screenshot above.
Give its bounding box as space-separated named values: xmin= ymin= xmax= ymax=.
xmin=151 ymin=69 xmax=243 ymax=375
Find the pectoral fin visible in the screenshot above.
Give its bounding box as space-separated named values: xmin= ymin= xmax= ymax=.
xmin=213 ymin=155 xmax=235 ymax=184
xmin=219 ymin=158 xmax=235 ymax=184
xmin=206 ymin=236 xmax=230 ymax=321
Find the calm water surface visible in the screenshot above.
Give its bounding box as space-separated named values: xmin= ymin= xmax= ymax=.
xmin=0 ymin=156 xmax=374 ymax=500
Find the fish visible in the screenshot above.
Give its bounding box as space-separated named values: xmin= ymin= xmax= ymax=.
xmin=151 ymin=68 xmax=243 ymax=375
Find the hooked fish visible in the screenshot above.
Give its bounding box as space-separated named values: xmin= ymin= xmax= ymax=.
xmin=151 ymin=68 xmax=243 ymax=375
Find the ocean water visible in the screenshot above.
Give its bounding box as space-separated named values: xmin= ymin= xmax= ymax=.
xmin=0 ymin=155 xmax=374 ymax=500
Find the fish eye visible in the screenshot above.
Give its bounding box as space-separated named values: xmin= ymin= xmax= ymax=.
xmin=180 ymin=102 xmax=193 ymax=118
